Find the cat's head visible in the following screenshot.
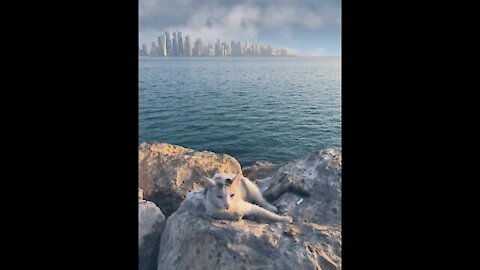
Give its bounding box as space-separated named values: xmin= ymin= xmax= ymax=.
xmin=202 ymin=172 xmax=243 ymax=210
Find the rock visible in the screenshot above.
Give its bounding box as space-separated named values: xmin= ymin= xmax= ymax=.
xmin=138 ymin=143 xmax=342 ymax=269
xmin=139 ymin=142 xmax=242 ymax=216
xmin=139 ymin=200 xmax=166 ymax=270
xmin=157 ymin=188 xmax=341 ymax=270
xmin=242 ymin=160 xmax=281 ymax=181
xmin=256 ymin=148 xmax=342 ymax=225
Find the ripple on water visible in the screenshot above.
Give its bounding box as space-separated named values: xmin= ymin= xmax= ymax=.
xmin=139 ymin=57 xmax=341 ymax=166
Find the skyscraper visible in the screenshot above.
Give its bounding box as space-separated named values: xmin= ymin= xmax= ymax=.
xmin=141 ymin=44 xmax=148 ymax=56
xmin=178 ymin=31 xmax=184 ymax=56
xmin=194 ymin=38 xmax=204 ymax=56
xmin=150 ymin=41 xmax=157 ymax=56
xmin=237 ymin=41 xmax=242 ymax=56
xmin=215 ymin=39 xmax=221 ymax=56
xmin=172 ymin=32 xmax=178 ymax=56
xmin=158 ymin=35 xmax=166 ymax=56
xmin=184 ymin=35 xmax=192 ymax=56
xmin=221 ymin=42 xmax=229 ymax=56
xmin=165 ymin=31 xmax=172 ymax=56
xmin=266 ymin=45 xmax=273 ymax=56
xmin=254 ymin=44 xmax=260 ymax=56
xmin=231 ymin=41 xmax=236 ymax=56
xmin=208 ymin=45 xmax=214 ymax=56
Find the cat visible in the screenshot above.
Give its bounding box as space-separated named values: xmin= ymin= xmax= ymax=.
xmin=201 ymin=171 xmax=293 ymax=223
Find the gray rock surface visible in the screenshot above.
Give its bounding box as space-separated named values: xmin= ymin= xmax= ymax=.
xmin=156 ymin=147 xmax=342 ymax=270
xmin=139 ymin=200 xmax=166 ymax=270
xmin=242 ymin=160 xmax=281 ymax=181
xmin=256 ymin=148 xmax=342 ymax=225
xmin=157 ymin=188 xmax=341 ymax=270
xmin=139 ymin=142 xmax=242 ymax=216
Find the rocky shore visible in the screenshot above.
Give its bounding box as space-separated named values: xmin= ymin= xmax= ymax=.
xmin=138 ymin=142 xmax=342 ymax=270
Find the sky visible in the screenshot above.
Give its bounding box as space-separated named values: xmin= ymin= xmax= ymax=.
xmin=139 ymin=0 xmax=341 ymax=56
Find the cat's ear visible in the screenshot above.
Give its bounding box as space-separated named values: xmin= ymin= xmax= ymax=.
xmin=201 ymin=176 xmax=216 ymax=188
xmin=231 ymin=172 xmax=243 ymax=189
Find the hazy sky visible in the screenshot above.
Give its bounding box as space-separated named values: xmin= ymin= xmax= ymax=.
xmin=139 ymin=0 xmax=341 ymax=56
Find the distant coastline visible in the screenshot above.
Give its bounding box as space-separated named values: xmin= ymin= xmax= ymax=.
xmin=140 ymin=30 xmax=293 ymax=57
xmin=136 ymin=55 xmax=344 ymax=59
xmin=138 ymin=54 xmax=296 ymax=58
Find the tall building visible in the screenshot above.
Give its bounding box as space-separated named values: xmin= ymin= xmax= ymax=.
xmin=259 ymin=45 xmax=272 ymax=56
xmin=237 ymin=41 xmax=242 ymax=56
xmin=266 ymin=45 xmax=273 ymax=56
xmin=231 ymin=41 xmax=236 ymax=56
xmin=158 ymin=35 xmax=166 ymax=56
xmin=172 ymin=32 xmax=178 ymax=56
xmin=161 ymin=35 xmax=167 ymax=56
xmin=178 ymin=31 xmax=184 ymax=56
xmin=215 ymin=39 xmax=221 ymax=56
xmin=207 ymin=45 xmax=214 ymax=56
xmin=165 ymin=32 xmax=172 ymax=56
xmin=194 ymin=38 xmax=204 ymax=56
xmin=254 ymin=44 xmax=260 ymax=56
xmin=150 ymin=41 xmax=157 ymax=56
xmin=221 ymin=42 xmax=229 ymax=56
xmin=141 ymin=44 xmax=148 ymax=56
xmin=184 ymin=35 xmax=192 ymax=56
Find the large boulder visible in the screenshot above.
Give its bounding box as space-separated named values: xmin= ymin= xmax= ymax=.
xmin=255 ymin=148 xmax=342 ymax=225
xmin=139 ymin=197 xmax=166 ymax=270
xmin=139 ymin=142 xmax=242 ymax=216
xmin=157 ymin=188 xmax=341 ymax=270
xmin=157 ymin=148 xmax=342 ymax=270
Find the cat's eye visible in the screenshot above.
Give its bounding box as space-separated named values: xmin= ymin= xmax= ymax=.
xmin=217 ymin=196 xmax=222 ymax=199
xmin=230 ymin=193 xmax=235 ymax=197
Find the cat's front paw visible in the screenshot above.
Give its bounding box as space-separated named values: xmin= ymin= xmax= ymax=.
xmin=282 ymin=216 xmax=293 ymax=223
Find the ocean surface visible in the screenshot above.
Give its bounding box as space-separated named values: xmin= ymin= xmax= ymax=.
xmin=139 ymin=56 xmax=341 ymax=166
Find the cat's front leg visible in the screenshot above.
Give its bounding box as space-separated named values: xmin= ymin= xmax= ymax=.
xmin=243 ymin=202 xmax=293 ymax=223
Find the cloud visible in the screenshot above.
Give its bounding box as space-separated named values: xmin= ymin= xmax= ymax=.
xmin=164 ymin=5 xmax=261 ymax=45
xmin=139 ymin=0 xmax=341 ymax=54
xmin=262 ymin=5 xmax=325 ymax=30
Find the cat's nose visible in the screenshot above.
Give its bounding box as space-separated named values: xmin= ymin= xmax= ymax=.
xmin=225 ymin=205 xmax=230 ymax=210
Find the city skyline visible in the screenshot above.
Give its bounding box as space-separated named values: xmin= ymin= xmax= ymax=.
xmin=139 ymin=0 xmax=341 ymax=56
xmin=140 ymin=30 xmax=290 ymax=57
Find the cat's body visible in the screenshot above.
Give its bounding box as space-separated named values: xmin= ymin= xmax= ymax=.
xmin=202 ymin=172 xmax=293 ymax=223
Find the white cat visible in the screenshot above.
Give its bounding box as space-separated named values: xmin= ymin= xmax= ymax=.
xmin=201 ymin=172 xmax=293 ymax=223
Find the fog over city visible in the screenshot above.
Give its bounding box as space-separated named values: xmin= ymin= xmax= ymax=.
xmin=139 ymin=0 xmax=341 ymax=56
